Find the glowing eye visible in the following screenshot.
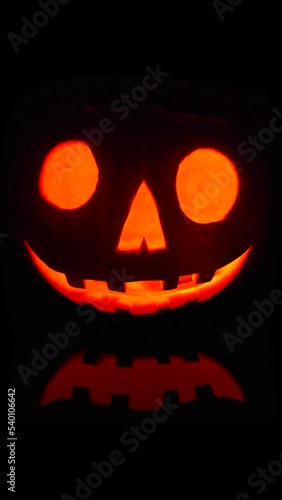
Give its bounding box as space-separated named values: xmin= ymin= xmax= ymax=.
xmin=176 ymin=148 xmax=239 ymax=223
xmin=39 ymin=140 xmax=99 ymax=209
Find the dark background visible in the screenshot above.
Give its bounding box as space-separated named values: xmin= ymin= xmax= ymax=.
xmin=1 ymin=1 xmax=282 ymax=499
xmin=3 ymin=76 xmax=279 ymax=425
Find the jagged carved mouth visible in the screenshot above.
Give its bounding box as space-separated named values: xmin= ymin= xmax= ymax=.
xmin=25 ymin=242 xmax=252 ymax=314
xmin=40 ymin=352 xmax=245 ymax=411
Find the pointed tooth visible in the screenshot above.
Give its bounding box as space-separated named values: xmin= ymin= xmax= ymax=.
xmin=140 ymin=237 xmax=149 ymax=253
xmin=66 ymin=274 xmax=85 ymax=288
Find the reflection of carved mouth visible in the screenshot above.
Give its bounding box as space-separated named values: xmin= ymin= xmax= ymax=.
xmin=40 ymin=352 xmax=245 ymax=411
xmin=25 ymin=242 xmax=252 ymax=314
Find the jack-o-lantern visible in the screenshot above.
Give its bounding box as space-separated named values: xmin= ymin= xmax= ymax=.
xmin=14 ymin=106 xmax=266 ymax=314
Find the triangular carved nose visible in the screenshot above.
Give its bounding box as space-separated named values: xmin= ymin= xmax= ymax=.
xmin=117 ymin=181 xmax=166 ymax=252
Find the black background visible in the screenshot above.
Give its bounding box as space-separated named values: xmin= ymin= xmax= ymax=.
xmin=1 ymin=0 xmax=282 ymax=499
xmin=3 ymin=75 xmax=279 ymax=425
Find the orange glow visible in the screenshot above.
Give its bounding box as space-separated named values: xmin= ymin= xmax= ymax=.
xmin=117 ymin=181 xmax=166 ymax=251
xmin=176 ymin=148 xmax=239 ymax=223
xmin=39 ymin=140 xmax=99 ymax=209
xmin=40 ymin=352 xmax=245 ymax=410
xmin=25 ymin=241 xmax=252 ymax=315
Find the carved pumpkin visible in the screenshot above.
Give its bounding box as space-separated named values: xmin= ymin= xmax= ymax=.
xmin=14 ymin=106 xmax=265 ymax=314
